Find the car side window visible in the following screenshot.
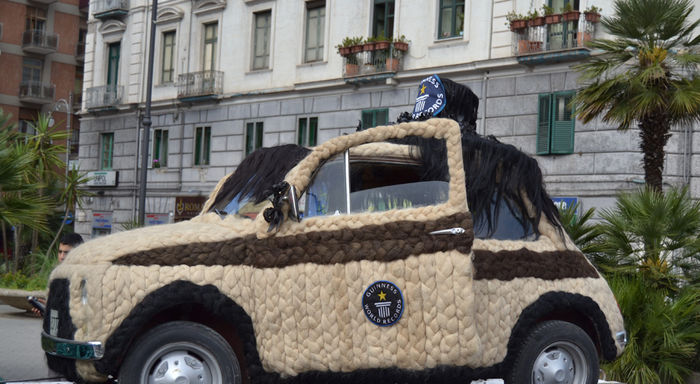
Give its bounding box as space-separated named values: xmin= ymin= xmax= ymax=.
xmin=302 ymin=141 xmax=450 ymax=218
xmin=473 ymin=195 xmax=536 ymax=240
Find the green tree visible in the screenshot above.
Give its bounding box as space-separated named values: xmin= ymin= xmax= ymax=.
xmin=45 ymin=167 xmax=93 ymax=256
xmin=573 ymin=0 xmax=700 ymax=192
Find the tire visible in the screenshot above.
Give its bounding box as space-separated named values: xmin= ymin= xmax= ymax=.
xmin=507 ymin=320 xmax=598 ymax=384
xmin=118 ymin=321 xmax=242 ymax=384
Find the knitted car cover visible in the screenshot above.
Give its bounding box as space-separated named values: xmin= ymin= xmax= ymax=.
xmin=48 ymin=118 xmax=624 ymax=382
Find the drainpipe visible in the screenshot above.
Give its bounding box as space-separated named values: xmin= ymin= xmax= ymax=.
xmin=481 ymin=71 xmax=489 ymax=136
xmin=488 ymin=0 xmax=495 ymax=60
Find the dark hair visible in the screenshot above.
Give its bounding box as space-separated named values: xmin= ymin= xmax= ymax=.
xmin=60 ymin=233 xmax=84 ymax=247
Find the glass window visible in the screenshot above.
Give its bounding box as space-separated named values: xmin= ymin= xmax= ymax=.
xmin=298 ymin=117 xmax=318 ymax=147
xmin=22 ymin=58 xmax=42 ymax=83
xmin=304 ymin=1 xmax=325 ymax=63
xmin=100 ymin=133 xmax=114 ymax=170
xmin=473 ymin=194 xmax=536 ymax=240
xmin=536 ymin=91 xmax=575 ymax=155
xmin=203 ymin=23 xmax=217 ymax=72
xmin=194 ymin=126 xmax=211 ymax=166
xmin=25 ymin=7 xmax=46 ymax=31
xmin=245 ymin=121 xmax=264 ymax=155
xmin=161 ymin=31 xmax=176 ymax=83
xmin=438 ymin=0 xmax=465 ymax=39
xmin=253 ymin=10 xmax=271 ymax=70
xmin=153 ymin=129 xmax=169 ymax=168
xmin=107 ymin=42 xmax=120 ymax=88
xmin=361 ymin=109 xmax=389 ymax=130
xmin=372 ymin=0 xmax=394 ymax=39
xmin=302 ymin=139 xmax=450 ymax=218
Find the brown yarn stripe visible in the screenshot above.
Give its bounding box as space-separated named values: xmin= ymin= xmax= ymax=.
xmin=472 ymin=249 xmax=599 ymax=281
xmin=114 ymin=212 xmax=474 ymax=268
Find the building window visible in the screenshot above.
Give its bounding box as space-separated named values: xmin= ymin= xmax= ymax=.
xmin=194 ymin=126 xmax=211 ymax=166
xmin=22 ymin=58 xmax=43 ymax=83
xmin=361 ymin=109 xmax=389 ymax=130
xmin=203 ymin=23 xmax=217 ymax=71
xmin=107 ymin=42 xmax=120 ymax=89
xmin=25 ymin=7 xmax=46 ymax=31
xmin=304 ymin=1 xmax=325 ymax=63
xmin=537 ymin=91 xmax=575 ymax=155
xmin=152 ymin=129 xmax=169 ymax=168
xmin=100 ymin=133 xmax=114 ymax=170
xmin=438 ymin=0 xmax=465 ymax=39
xmin=245 ymin=121 xmax=264 ymax=155
xmin=18 ymin=120 xmax=36 ymax=137
xmin=548 ymin=0 xmax=579 ymax=49
xmin=161 ymin=31 xmax=176 ymax=83
xmin=298 ymin=117 xmax=318 ymax=147
xmin=372 ymin=0 xmax=394 ymax=39
xmin=253 ymin=10 xmax=271 ymax=70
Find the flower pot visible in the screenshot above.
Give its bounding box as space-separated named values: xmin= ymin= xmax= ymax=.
xmin=518 ymin=39 xmax=531 ymax=53
xmin=509 ymin=19 xmax=528 ymax=31
xmin=529 ymin=16 xmax=545 ymax=27
xmin=345 ymin=63 xmax=359 ymax=76
xmin=386 ymin=57 xmax=399 ymax=72
xmin=375 ymin=41 xmax=390 ymax=50
xmin=363 ymin=42 xmax=377 ymax=51
xmin=338 ymin=47 xmax=351 ymax=56
xmin=393 ymin=42 xmax=408 ymax=51
xmin=528 ymin=41 xmax=542 ymax=52
xmin=584 ymin=12 xmax=600 ymax=23
xmin=576 ymin=32 xmax=592 ymax=47
xmin=545 ymin=13 xmax=562 ymax=24
xmin=350 ymin=45 xmax=363 ymax=54
xmin=562 ymin=10 xmax=580 ymax=21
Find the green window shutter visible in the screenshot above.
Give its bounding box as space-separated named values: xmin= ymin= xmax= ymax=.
xmin=255 ymin=122 xmax=263 ymax=150
xmin=194 ymin=127 xmax=202 ymax=165
xmin=550 ymin=92 xmax=575 ymax=154
xmin=203 ymin=126 xmax=211 ymax=165
xmin=361 ymin=110 xmax=373 ymax=130
xmin=162 ymin=129 xmax=169 ymax=166
xmin=376 ymin=109 xmax=388 ymax=126
xmin=298 ymin=118 xmax=307 ymax=146
xmin=309 ymin=117 xmax=318 ymax=146
xmin=536 ymin=94 xmax=552 ymax=155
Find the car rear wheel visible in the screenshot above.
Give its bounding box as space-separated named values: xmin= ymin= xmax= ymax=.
xmin=507 ymin=320 xmax=598 ymax=384
xmin=119 ymin=321 xmax=242 ymax=384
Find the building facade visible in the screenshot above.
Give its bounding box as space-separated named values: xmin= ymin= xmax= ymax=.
xmin=0 ymin=0 xmax=87 ymax=165
xmin=76 ymin=0 xmax=700 ymax=238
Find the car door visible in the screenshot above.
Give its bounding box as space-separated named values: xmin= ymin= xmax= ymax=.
xmin=248 ymin=119 xmax=481 ymax=377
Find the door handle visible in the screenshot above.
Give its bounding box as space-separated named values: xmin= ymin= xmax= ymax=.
xmin=429 ymin=227 xmax=466 ymax=235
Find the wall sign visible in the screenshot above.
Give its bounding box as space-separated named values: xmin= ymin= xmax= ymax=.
xmin=92 ymin=211 xmax=113 ymax=229
xmin=145 ymin=213 xmax=170 ymax=226
xmin=86 ymin=171 xmax=118 ymax=187
xmin=175 ymin=196 xmax=206 ymax=221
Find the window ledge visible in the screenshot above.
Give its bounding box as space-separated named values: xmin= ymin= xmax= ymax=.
xmin=155 ymin=82 xmax=175 ymax=88
xmin=246 ymin=68 xmax=272 ymax=75
xmin=297 ymin=60 xmax=327 ymax=68
xmin=429 ymin=37 xmax=469 ymax=50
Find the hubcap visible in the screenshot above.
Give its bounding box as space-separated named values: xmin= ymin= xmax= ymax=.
xmin=532 ymin=341 xmax=588 ymax=384
xmin=142 ymin=342 xmax=223 ymax=384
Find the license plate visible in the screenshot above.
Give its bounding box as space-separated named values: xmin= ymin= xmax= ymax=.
xmin=50 ymin=309 xmax=59 ymax=336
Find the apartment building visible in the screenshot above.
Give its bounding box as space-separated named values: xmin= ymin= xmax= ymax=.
xmin=75 ymin=0 xmax=700 ymax=238
xmin=0 ymin=0 xmax=87 ymax=166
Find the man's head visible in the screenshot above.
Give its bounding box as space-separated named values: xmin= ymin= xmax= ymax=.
xmin=58 ymin=233 xmax=84 ymax=262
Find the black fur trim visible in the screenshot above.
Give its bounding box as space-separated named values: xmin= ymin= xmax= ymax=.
xmin=502 ymin=291 xmax=618 ymax=370
xmin=42 ymin=278 xmax=80 ymax=380
xmin=209 ymin=144 xmax=311 ymax=212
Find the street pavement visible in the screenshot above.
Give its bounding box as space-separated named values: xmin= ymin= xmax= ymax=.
xmin=0 ymin=304 xmax=66 ymax=383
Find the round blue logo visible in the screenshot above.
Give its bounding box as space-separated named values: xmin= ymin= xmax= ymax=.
xmin=362 ymin=281 xmax=404 ymax=327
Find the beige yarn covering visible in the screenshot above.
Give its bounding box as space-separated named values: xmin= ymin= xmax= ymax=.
xmin=50 ymin=119 xmax=624 ymax=381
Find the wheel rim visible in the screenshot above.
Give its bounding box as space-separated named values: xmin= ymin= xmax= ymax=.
xmin=531 ymin=341 xmax=588 ymax=384
xmin=140 ymin=341 xmax=223 ymax=384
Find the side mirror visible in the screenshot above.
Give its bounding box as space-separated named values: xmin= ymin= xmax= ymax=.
xmin=286 ymin=185 xmax=301 ymax=222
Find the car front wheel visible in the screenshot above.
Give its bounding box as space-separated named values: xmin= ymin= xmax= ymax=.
xmin=119 ymin=321 xmax=242 ymax=384
xmin=507 ymin=320 xmax=598 ymax=384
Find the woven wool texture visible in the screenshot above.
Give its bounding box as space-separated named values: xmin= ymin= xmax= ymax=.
xmin=49 ymin=119 xmax=624 ymax=381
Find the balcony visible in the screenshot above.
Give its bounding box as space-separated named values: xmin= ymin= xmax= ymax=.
xmin=29 ymin=0 xmax=57 ymax=4
xmin=22 ymin=30 xmax=59 ymax=55
xmin=85 ymin=85 xmax=123 ymax=110
xmin=93 ymin=0 xmax=129 ymax=19
xmin=340 ymin=42 xmax=407 ymax=84
xmin=511 ymin=13 xmax=598 ymax=65
xmin=19 ymin=81 xmax=55 ymax=104
xmin=76 ymin=42 xmax=86 ymax=61
xmin=177 ymin=70 xmax=223 ymax=102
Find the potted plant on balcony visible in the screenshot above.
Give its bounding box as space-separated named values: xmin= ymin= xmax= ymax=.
xmin=584 ymin=5 xmax=601 ymax=22
xmin=392 ymin=35 xmax=409 ymax=52
xmin=506 ymin=11 xmax=528 ymax=31
xmin=337 ymin=37 xmax=363 ymax=76
xmin=561 ymin=3 xmax=580 ymax=21
xmin=527 ymin=9 xmax=545 ymax=27
xmin=363 ymin=37 xmax=377 ymax=52
xmin=374 ymin=34 xmax=390 ymax=50
xmin=335 ymin=37 xmax=355 ymax=57
xmin=542 ymin=4 xmax=562 ymax=24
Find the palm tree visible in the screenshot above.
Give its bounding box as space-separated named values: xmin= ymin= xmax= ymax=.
xmin=573 ymin=0 xmax=700 ymax=192
xmin=45 ymin=167 xmax=93 ymax=257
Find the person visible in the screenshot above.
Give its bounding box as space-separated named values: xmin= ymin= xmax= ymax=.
xmin=57 ymin=233 xmax=84 ymax=262
xmin=31 ymin=233 xmax=84 ymax=316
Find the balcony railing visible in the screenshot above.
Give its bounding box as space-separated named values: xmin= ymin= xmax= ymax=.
xmin=85 ymin=85 xmax=123 ymax=109
xmin=22 ymin=29 xmax=59 ymax=55
xmin=511 ymin=13 xmax=597 ymax=64
xmin=93 ymin=0 xmax=129 ymax=19
xmin=340 ymin=42 xmax=406 ymax=81
xmin=177 ymin=70 xmax=223 ymax=100
xmin=19 ymin=81 xmax=55 ymax=104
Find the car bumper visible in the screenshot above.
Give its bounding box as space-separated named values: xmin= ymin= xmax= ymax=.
xmin=41 ymin=331 xmax=104 ymax=360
